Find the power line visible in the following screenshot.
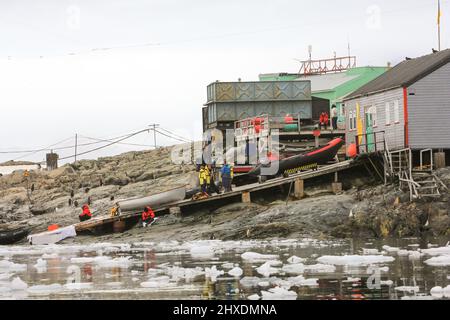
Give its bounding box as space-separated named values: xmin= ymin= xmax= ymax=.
xmin=159 ymin=127 xmax=193 ymax=142
xmin=11 ymin=136 xmax=74 ymax=161
xmin=58 ymin=128 xmax=150 ymax=161
xmin=80 ymin=135 xmax=156 ymax=148
xmin=154 ymin=129 xmax=191 ymax=143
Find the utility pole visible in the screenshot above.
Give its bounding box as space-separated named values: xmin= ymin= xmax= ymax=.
xmin=149 ymin=124 xmax=160 ymax=149
xmin=74 ymin=133 xmax=78 ymax=163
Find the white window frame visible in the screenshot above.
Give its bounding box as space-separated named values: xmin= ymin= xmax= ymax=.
xmin=369 ymin=105 xmax=378 ymax=128
xmin=385 ymin=102 xmax=391 ymax=126
xmin=393 ymin=100 xmax=400 ymax=124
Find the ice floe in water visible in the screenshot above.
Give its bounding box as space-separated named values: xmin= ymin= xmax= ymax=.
xmin=190 ymin=245 xmax=215 ymax=259
xmin=247 ymin=294 xmax=260 ymax=300
xmin=382 ymin=245 xmax=400 ymax=253
xmin=205 ymin=266 xmax=224 ymax=282
xmin=261 ymin=286 xmax=297 ymax=300
xmin=281 ymin=263 xmax=305 ymax=275
xmin=362 ymin=248 xmax=381 ymax=255
xmin=430 ymin=285 xmax=450 ymax=298
xmin=241 ymin=252 xmax=279 ymax=262
xmin=10 ymin=277 xmax=28 ymax=291
xmin=317 ymin=255 xmax=394 ymax=266
xmin=287 ymin=256 xmax=305 ymax=264
xmin=140 ymin=276 xmax=171 ymax=288
xmin=424 ymin=255 xmax=450 ymax=267
xmin=27 ymin=284 xmax=63 ymax=295
xmin=240 ymin=277 xmax=261 ymax=288
xmin=256 ymin=262 xmax=280 ymax=277
xmin=33 ymin=259 xmax=47 ymax=273
xmin=394 ymin=286 xmax=420 ymax=293
xmin=166 ymin=266 xmax=204 ymax=282
xmin=304 ymin=264 xmax=336 ymax=273
xmin=0 ymin=260 xmax=27 ymax=273
xmin=420 ymin=245 xmax=450 ymax=256
xmin=228 ymin=267 xmax=243 ymax=277
xmin=64 ymin=282 xmax=93 ymax=290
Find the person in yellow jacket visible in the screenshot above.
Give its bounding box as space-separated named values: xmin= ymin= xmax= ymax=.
xmin=205 ymin=165 xmax=211 ymax=186
xmin=199 ymin=165 xmax=208 ymax=194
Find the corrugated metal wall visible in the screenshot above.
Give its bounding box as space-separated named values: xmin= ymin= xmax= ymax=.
xmin=207 ymin=81 xmax=311 ymax=103
xmin=344 ymin=87 xmax=405 ymax=150
xmin=206 ymin=81 xmax=312 ymax=124
xmin=408 ymin=62 xmax=450 ymax=149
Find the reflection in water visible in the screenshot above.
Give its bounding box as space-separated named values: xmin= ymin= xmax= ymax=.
xmin=0 ymin=237 xmax=449 ymax=300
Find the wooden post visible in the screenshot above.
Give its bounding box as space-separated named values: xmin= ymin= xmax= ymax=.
xmin=242 ymin=191 xmax=251 ymax=204
xmin=169 ymin=206 xmax=181 ymax=217
xmin=434 ymin=152 xmax=446 ymax=169
xmin=294 ymin=179 xmax=304 ymax=199
xmin=332 ymin=172 xmax=342 ymax=194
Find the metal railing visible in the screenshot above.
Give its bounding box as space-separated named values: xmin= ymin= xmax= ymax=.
xmin=354 ymin=131 xmax=386 ymax=154
xmin=419 ymin=149 xmax=434 ymax=171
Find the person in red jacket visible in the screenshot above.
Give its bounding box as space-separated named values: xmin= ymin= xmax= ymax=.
xmin=79 ymin=204 xmax=92 ymax=222
xmin=142 ymin=206 xmax=155 ymax=227
xmin=319 ymin=111 xmax=329 ymax=130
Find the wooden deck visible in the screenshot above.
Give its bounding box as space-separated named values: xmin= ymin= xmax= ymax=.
xmin=74 ymin=159 xmax=358 ymax=232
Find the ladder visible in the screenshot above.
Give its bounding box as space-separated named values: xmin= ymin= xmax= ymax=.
xmin=384 ymin=145 xmax=445 ymax=200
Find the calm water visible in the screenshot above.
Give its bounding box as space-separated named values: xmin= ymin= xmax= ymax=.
xmin=0 ymin=237 xmax=449 ymax=300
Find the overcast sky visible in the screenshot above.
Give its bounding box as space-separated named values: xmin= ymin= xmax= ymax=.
xmin=0 ymin=0 xmax=448 ymax=164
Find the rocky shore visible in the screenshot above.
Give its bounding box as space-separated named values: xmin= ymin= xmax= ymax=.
xmin=1 ymin=147 xmax=449 ymax=244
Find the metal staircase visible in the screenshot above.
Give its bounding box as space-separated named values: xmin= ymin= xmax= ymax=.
xmin=384 ymin=146 xmax=446 ymax=200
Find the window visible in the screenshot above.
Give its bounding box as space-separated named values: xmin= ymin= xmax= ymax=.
xmin=393 ymin=100 xmax=400 ymax=123
xmin=349 ymin=111 xmax=354 ymax=130
xmin=385 ymin=102 xmax=391 ymax=125
xmin=370 ymin=105 xmax=377 ymax=127
xmin=353 ymin=111 xmax=357 ymax=131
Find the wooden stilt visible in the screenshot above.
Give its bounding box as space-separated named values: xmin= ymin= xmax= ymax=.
xmin=242 ymin=192 xmax=251 ymax=203
xmin=294 ymin=179 xmax=304 ymax=199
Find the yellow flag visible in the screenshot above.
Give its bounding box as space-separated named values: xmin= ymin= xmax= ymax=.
xmin=438 ymin=0 xmax=442 ymax=25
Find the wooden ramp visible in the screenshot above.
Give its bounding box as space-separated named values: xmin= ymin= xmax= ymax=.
xmin=74 ymin=159 xmax=358 ymax=232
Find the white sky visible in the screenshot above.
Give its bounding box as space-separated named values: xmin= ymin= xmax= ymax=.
xmin=0 ymin=0 xmax=448 ymax=164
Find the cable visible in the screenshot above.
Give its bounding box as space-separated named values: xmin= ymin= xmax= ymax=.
xmin=159 ymin=127 xmax=193 ymax=142
xmin=11 ymin=136 xmax=74 ymax=161
xmin=153 ymin=129 xmax=191 ymax=143
xmin=58 ymin=128 xmax=150 ymax=161
xmin=80 ymin=135 xmax=156 ymax=148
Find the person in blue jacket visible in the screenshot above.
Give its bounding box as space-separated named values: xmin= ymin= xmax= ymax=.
xmin=220 ymin=161 xmax=234 ymax=193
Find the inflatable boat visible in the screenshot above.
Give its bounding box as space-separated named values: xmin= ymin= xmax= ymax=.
xmin=249 ymin=138 xmax=345 ymax=178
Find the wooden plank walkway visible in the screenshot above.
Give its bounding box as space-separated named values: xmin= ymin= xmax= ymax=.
xmin=74 ymin=159 xmax=357 ymax=232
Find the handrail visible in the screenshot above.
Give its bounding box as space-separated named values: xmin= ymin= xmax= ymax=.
xmin=420 ymin=148 xmax=433 ymax=171
xmin=354 ymin=130 xmax=386 ymax=154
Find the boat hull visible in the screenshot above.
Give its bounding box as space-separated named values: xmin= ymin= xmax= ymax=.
xmin=117 ymin=185 xmax=186 ymax=212
xmin=249 ymin=138 xmax=344 ymax=177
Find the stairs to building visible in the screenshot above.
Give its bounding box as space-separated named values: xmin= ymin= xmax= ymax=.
xmin=384 ymin=146 xmax=446 ymax=200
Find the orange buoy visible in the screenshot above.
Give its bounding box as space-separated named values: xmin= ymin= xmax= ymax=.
xmin=347 ymin=143 xmax=357 ymax=158
xmin=48 ymin=224 xmax=59 ymax=231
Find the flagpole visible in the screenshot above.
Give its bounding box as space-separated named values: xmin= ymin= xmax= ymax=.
xmin=438 ymin=0 xmax=441 ymax=51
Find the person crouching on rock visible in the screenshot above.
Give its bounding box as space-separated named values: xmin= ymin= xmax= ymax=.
xmin=79 ymin=204 xmax=92 ymax=222
xmin=142 ymin=206 xmax=155 ymax=227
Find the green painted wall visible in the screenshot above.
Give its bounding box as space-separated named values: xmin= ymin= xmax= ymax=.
xmin=260 ymin=67 xmax=388 ymax=128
